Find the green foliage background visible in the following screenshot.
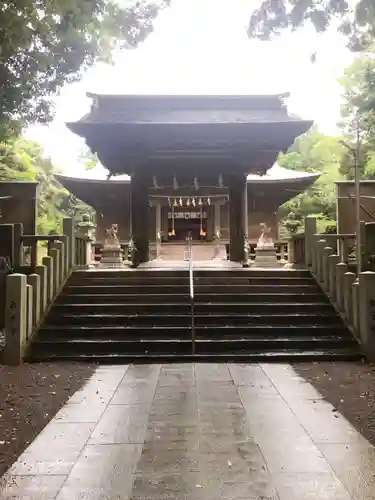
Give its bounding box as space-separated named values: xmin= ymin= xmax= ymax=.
xmin=0 ymin=137 xmax=90 ymax=234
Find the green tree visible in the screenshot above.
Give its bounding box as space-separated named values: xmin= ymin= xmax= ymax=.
xmin=0 ymin=136 xmax=89 ymax=233
xmin=278 ymin=127 xmax=344 ymax=231
xmin=248 ymin=0 xmax=375 ymax=51
xmin=338 ymin=48 xmax=375 ymax=179
xmin=0 ymin=0 xmax=170 ymax=139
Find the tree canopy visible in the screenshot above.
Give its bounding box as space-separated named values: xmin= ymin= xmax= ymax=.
xmin=248 ymin=0 xmax=375 ymax=52
xmin=0 ymin=0 xmax=169 ymax=140
xmin=278 ymin=126 xmax=344 ymax=232
xmin=338 ymin=47 xmax=375 ymax=178
xmin=0 ymin=136 xmax=90 ymax=234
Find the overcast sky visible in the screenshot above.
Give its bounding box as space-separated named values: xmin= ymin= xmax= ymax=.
xmin=26 ymin=0 xmax=354 ymax=178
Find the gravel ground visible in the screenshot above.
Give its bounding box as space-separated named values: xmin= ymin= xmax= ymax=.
xmin=294 ymin=361 xmax=375 ymax=445
xmin=0 ymin=362 xmax=96 ymax=478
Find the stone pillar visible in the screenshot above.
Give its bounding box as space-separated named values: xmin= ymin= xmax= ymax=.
xmin=352 ymin=280 xmax=360 ymax=337
xmin=131 ymin=172 xmax=150 ymax=264
xmin=52 ymin=241 xmax=64 ymax=288
xmin=316 ymin=239 xmax=327 ymax=284
xmin=27 ymin=273 xmax=40 ymax=327
xmin=2 ymin=274 xmax=27 ymax=365
xmin=322 ymin=246 xmax=333 ymax=292
xmin=77 ymin=218 xmax=95 ymax=266
xmin=328 ymin=254 xmax=340 ymax=300
xmin=343 ymin=272 xmax=356 ymax=325
xmin=13 ymin=223 xmax=23 ymax=269
xmin=358 ymin=272 xmax=375 ymax=359
xmin=35 ymin=265 xmax=47 ymax=318
xmin=42 ymin=256 xmax=53 ymax=305
xmin=304 ymin=216 xmax=317 ymax=268
xmin=243 ymin=184 xmax=248 ymax=267
xmin=48 ymin=247 xmax=60 ymax=296
xmin=25 ymin=284 xmax=33 ymax=341
xmin=336 ymin=262 xmax=348 ymax=311
xmin=227 ymin=174 xmax=246 ymax=263
xmin=63 ymin=218 xmax=74 ymax=272
xmin=156 ymin=202 xmax=161 ymax=259
xmin=214 ymin=202 xmax=221 ymax=234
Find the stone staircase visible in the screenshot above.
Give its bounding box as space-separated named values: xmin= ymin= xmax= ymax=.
xmin=160 ymin=243 xmax=222 ymax=261
xmin=28 ymin=269 xmax=362 ymax=362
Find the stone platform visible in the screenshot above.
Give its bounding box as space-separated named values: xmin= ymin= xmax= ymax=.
xmin=253 ymin=246 xmax=281 ymax=268
xmin=1 ymin=363 xmax=374 ymax=499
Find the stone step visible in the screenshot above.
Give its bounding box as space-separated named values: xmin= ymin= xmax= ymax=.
xmin=67 ymin=275 xmax=315 ymax=287
xmin=38 ymin=325 xmax=349 ymax=339
xmin=71 ymin=269 xmax=189 ymax=279
xmin=32 ymin=334 xmax=357 ymax=355
xmin=55 ymin=293 xmax=190 ymax=304
xmin=51 ymin=302 xmax=332 ymax=315
xmin=29 ymin=267 xmax=361 ymax=363
xmin=63 ymin=284 xmax=319 ymax=295
xmin=44 ymin=312 xmax=340 ymax=327
xmin=28 ymin=348 xmax=363 ymax=363
xmin=67 ymin=276 xmax=190 ymax=286
xmin=194 ymin=293 xmax=328 ymax=303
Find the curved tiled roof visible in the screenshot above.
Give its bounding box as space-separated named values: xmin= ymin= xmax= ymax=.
xmin=247 ymin=164 xmax=319 ymax=183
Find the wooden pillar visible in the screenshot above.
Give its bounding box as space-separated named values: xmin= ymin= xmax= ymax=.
xmin=227 ymin=174 xmax=246 ymax=263
xmin=214 ymin=202 xmax=221 ymax=234
xmin=131 ymin=172 xmax=150 ymax=264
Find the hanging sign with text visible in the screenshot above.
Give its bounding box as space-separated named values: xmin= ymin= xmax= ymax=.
xmin=168 ymin=212 xmax=207 ymax=219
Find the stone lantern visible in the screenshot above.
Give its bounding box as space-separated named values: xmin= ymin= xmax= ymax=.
xmin=77 ymin=214 xmax=96 ymax=266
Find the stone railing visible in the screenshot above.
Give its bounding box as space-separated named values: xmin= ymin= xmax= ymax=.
xmin=291 ymin=216 xmax=375 ymax=359
xmin=0 ymin=218 xmax=91 ymax=365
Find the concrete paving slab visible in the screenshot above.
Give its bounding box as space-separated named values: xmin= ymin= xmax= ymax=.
xmin=2 ymin=362 xmax=375 ymax=500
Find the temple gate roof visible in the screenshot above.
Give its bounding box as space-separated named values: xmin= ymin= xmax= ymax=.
xmin=66 ymin=94 xmax=313 ymax=177
xmin=56 ymin=163 xmax=319 ymax=212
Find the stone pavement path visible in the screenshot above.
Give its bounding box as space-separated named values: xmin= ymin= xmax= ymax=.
xmin=1 ymin=363 xmax=375 ymax=500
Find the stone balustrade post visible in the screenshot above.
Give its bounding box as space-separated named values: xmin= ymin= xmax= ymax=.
xmin=59 ymin=236 xmax=68 ymax=277
xmin=48 ymin=247 xmax=60 ymax=297
xmin=322 ymin=246 xmax=333 ymax=293
xmin=352 ymin=280 xmax=360 ymax=337
xmin=77 ymin=217 xmax=95 ymax=267
xmin=358 ymin=272 xmax=375 ymax=359
xmin=316 ymin=240 xmax=327 ymax=284
xmin=328 ymin=254 xmax=340 ymax=300
xmin=25 ymin=284 xmax=33 ymax=341
xmin=63 ymin=218 xmax=74 ymax=272
xmin=13 ymin=223 xmax=23 ymax=269
xmin=360 ymin=221 xmax=367 ymax=271
xmin=335 ymin=262 xmax=348 ymax=311
xmin=287 ymin=237 xmax=295 ymax=265
xmin=51 ymin=241 xmax=64 ymax=289
xmin=35 ymin=265 xmax=47 ymax=318
xmin=1 ymin=274 xmax=27 ymax=365
xmin=365 ymin=222 xmax=375 ymax=270
xmin=339 ymin=238 xmax=349 ymax=263
xmin=27 ymin=273 xmax=40 ymax=327
xmin=343 ymin=272 xmax=356 ymax=325
xmin=311 ymin=236 xmax=318 ymax=275
xmin=304 ymin=216 xmax=317 ymax=268
xmin=42 ymin=256 xmax=53 ymax=306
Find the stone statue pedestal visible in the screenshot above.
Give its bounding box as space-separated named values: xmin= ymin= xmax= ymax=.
xmin=253 ymin=246 xmax=281 ymax=268
xmin=99 ymin=244 xmax=124 ymax=268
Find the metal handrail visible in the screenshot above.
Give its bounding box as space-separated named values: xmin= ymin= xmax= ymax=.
xmin=187 ymin=233 xmax=195 ymax=354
